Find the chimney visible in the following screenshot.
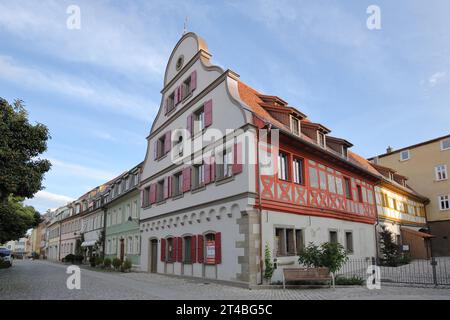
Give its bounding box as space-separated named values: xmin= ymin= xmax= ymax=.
xmin=386 ymin=146 xmax=393 ymax=154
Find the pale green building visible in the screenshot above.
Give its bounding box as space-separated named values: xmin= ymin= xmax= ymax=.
xmin=104 ymin=163 xmax=142 ymax=268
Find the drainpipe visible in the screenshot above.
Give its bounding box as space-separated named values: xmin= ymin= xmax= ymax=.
xmin=256 ymin=127 xmax=264 ymax=285
xmin=102 ymin=207 xmax=107 ymax=258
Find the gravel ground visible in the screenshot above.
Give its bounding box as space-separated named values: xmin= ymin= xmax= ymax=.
xmin=0 ymin=260 xmax=449 ymax=300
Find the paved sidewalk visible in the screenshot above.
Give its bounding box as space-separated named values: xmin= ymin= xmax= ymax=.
xmin=1 ymin=260 xmax=449 ymax=300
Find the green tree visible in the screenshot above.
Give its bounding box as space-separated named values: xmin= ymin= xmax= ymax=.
xmin=0 ymin=98 xmax=50 ymax=242
xmin=298 ymin=242 xmax=348 ymax=287
xmin=0 ymin=195 xmax=41 ymax=243
xmin=379 ymin=225 xmax=400 ymax=266
xmin=0 ymin=98 xmax=51 ymax=202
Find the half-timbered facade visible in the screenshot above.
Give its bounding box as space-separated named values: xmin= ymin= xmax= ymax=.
xmin=139 ymin=32 xmax=380 ymax=285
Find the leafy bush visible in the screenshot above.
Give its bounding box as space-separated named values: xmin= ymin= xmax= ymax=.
xmin=0 ymin=259 xmax=12 ymax=268
xmin=335 ymin=276 xmax=364 ymax=286
xmin=74 ymin=255 xmax=84 ymax=264
xmin=95 ymin=257 xmax=104 ymax=268
xmin=112 ymin=258 xmax=122 ymax=270
xmin=398 ymin=253 xmax=411 ymax=265
xmin=103 ymin=258 xmax=112 ymax=268
xmin=63 ymin=254 xmax=75 ymax=263
xmin=122 ymin=259 xmax=132 ymax=272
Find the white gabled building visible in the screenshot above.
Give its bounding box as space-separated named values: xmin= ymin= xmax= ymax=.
xmin=139 ymin=33 xmax=380 ymax=286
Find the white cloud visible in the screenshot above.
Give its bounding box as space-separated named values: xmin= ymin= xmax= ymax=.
xmin=428 ymin=71 xmax=446 ymax=87
xmin=0 ymin=1 xmax=169 ymax=79
xmin=25 ymin=190 xmax=74 ymax=213
xmin=0 ymin=55 xmax=157 ymax=121
xmin=48 ymin=158 xmax=116 ymax=181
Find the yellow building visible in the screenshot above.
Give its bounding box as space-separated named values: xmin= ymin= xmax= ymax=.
xmin=370 ymin=134 xmax=450 ymax=256
xmin=371 ymin=164 xmax=431 ymax=259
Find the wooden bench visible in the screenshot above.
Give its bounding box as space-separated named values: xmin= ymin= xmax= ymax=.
xmin=282 ymin=267 xmax=332 ymax=289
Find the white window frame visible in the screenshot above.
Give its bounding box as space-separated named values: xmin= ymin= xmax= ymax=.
xmin=439 ymin=195 xmax=450 ymax=211
xmin=400 ymin=150 xmax=410 ymax=161
xmin=435 ymin=165 xmax=448 ymax=181
xmin=441 ymin=138 xmax=450 ymax=151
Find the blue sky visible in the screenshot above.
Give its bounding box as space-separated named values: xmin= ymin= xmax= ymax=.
xmin=1 ymin=0 xmax=449 ymax=213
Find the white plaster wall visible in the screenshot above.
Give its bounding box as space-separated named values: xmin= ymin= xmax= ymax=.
xmin=165 ymin=35 xmax=200 ymax=86
xmin=261 ymin=210 xmax=376 ymax=283
xmin=140 ymin=199 xmax=246 ymax=282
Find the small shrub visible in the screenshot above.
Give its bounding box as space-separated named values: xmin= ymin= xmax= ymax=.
xmin=335 ymin=276 xmax=364 ymax=286
xmin=74 ymin=255 xmax=84 ymax=264
xmin=112 ymin=258 xmax=122 ymax=270
xmin=122 ymin=259 xmax=132 ymax=272
xmin=103 ymin=258 xmax=112 ymax=268
xmin=63 ymin=254 xmax=75 ymax=263
xmin=95 ymin=257 xmax=104 ymax=268
xmin=398 ymin=253 xmax=411 ymax=265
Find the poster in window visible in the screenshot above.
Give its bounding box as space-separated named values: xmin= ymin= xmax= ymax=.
xmin=206 ymin=240 xmax=215 ymax=264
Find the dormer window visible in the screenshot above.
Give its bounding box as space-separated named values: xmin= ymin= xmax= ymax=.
xmin=291 ymin=117 xmax=300 ymax=136
xmin=318 ymin=132 xmax=326 ymax=148
xmin=342 ymin=146 xmax=348 ymax=158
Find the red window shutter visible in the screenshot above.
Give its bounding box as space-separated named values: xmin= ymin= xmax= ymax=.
xmin=174 ymin=88 xmax=179 ymax=105
xmin=183 ymin=167 xmax=191 ymax=192
xmin=153 ymin=140 xmax=158 ymax=160
xmin=190 ymin=70 xmax=197 ymax=92
xmin=232 ymin=142 xmax=243 ymax=174
xmin=197 ymin=234 xmax=204 ymax=263
xmin=177 ymin=237 xmax=183 ymax=262
xmin=191 ymin=235 xmax=197 ymax=263
xmin=215 ymin=232 xmax=222 ymax=264
xmin=204 ymin=160 xmax=211 ymax=184
xmin=210 ymin=156 xmax=216 ymax=182
xmin=187 ymin=114 xmax=193 ymax=137
xmin=172 ymin=238 xmax=177 ymax=263
xmin=149 ymin=183 xmax=156 ymax=204
xmin=163 ymin=177 xmax=169 ymax=199
xmin=161 ymin=238 xmax=166 ymax=262
xmin=204 ymin=99 xmax=213 ymax=127
xmin=164 ymin=130 xmax=171 ymax=154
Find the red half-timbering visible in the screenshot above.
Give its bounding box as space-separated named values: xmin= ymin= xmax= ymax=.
xmin=256 ymin=134 xmax=378 ymax=225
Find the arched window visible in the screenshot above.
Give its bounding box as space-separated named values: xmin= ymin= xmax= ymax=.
xmin=203 ymin=232 xmax=221 ymax=265
xmin=183 ymin=235 xmax=193 ymax=264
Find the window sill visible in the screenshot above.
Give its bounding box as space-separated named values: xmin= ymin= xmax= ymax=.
xmin=166 ymin=106 xmax=176 ymax=117
xmin=142 ymin=204 xmax=152 ymax=209
xmin=172 ymin=193 xmax=184 ymax=200
xmin=156 ymin=200 xmax=167 ymax=206
xmin=215 ymin=175 xmax=234 ymax=186
xmin=156 ymin=153 xmax=168 ymax=162
xmin=191 ymin=185 xmax=206 ymax=194
xmin=181 ymin=92 xmax=193 ymax=104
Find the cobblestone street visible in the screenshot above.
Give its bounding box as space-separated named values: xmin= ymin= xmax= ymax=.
xmin=1 ymin=260 xmax=449 ymax=300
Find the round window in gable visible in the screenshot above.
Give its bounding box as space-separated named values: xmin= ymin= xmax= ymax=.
xmin=176 ymin=55 xmax=184 ymax=71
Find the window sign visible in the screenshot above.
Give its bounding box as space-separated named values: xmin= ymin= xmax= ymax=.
xmin=206 ymin=240 xmax=215 ymax=264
